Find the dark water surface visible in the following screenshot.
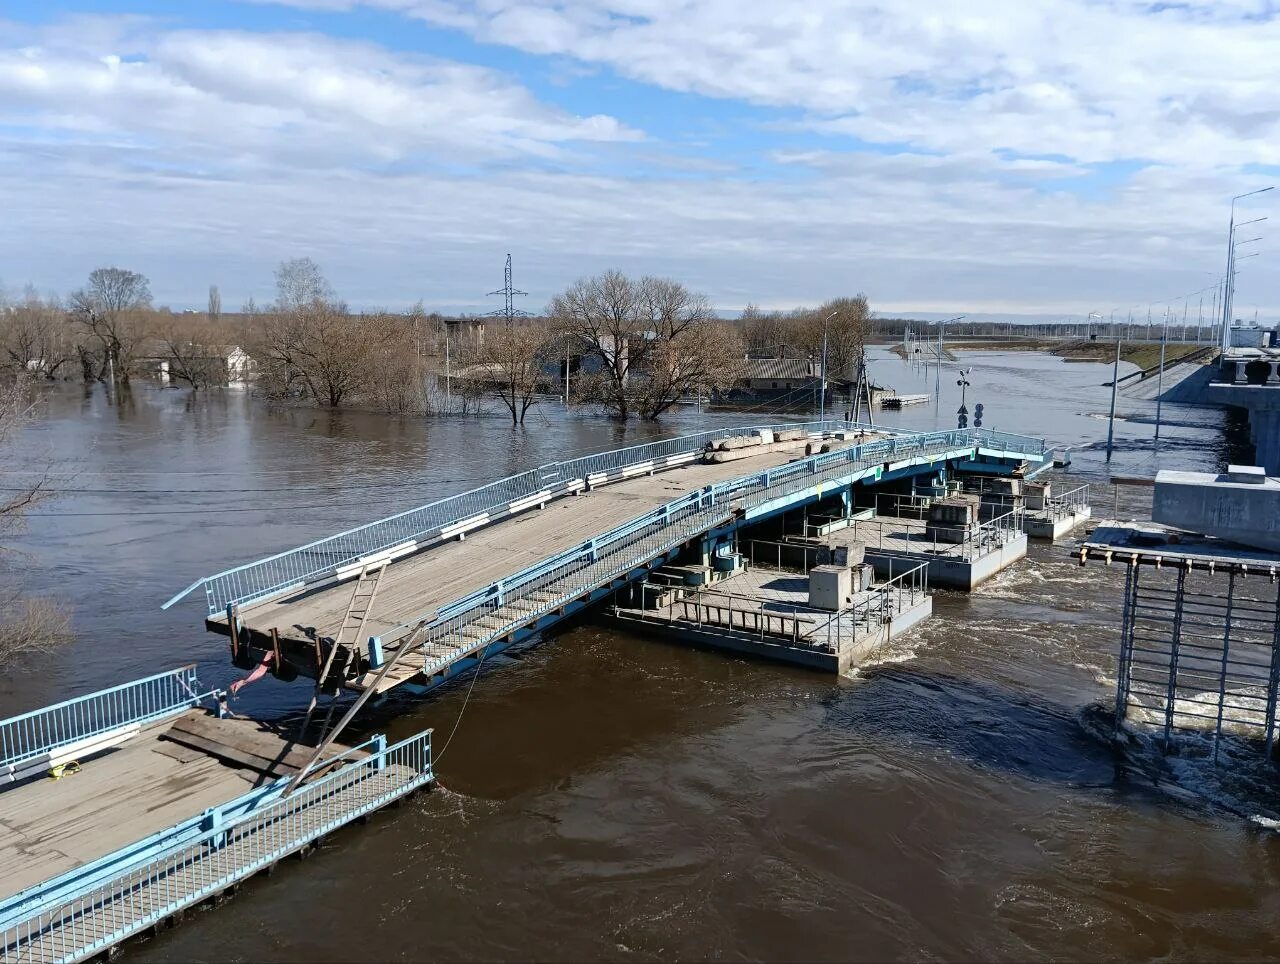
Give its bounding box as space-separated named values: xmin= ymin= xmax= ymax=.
xmin=7 ymin=350 xmax=1278 ymax=962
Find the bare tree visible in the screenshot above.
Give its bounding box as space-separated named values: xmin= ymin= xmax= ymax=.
xmin=256 ymin=259 xmax=376 ymax=408
xmin=738 ymin=295 xmax=872 ymax=382
xmin=274 ymin=257 xmax=333 ymax=312
xmin=0 ymin=376 xmax=72 ymax=660
xmin=208 ymin=284 xmax=222 ymax=323
xmin=634 ymin=320 xmax=745 ymax=420
xmin=739 ymin=303 xmax=792 ymax=355
xmin=809 ymin=295 xmax=872 ymax=381
xmin=462 ymin=319 xmax=552 ymax=425
xmin=0 ymin=288 xmax=76 ymax=379
xmin=363 ymin=310 xmax=433 ymax=415
xmin=550 ymin=271 xmax=743 ymax=420
xmin=549 ymin=270 xmax=643 ymax=420
xmin=70 ymin=267 xmax=152 ymax=383
xmin=259 ymin=303 xmax=367 ymax=408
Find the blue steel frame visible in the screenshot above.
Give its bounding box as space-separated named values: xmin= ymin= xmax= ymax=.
xmin=163 ymin=422 xmax=1045 ymax=618
xmin=0 ymin=665 xmax=214 ymax=773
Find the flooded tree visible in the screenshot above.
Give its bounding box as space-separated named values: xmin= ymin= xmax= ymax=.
xmin=550 ymin=270 xmax=744 ymax=420
xmin=734 ymin=294 xmax=872 ymax=381
xmin=69 ymin=267 xmax=152 ymax=384
xmin=0 ymin=376 xmax=71 ymax=660
xmin=255 ymin=259 xmax=427 ymax=411
xmin=461 ymin=319 xmax=553 ymax=425
xmin=0 ymin=288 xmax=77 ymax=379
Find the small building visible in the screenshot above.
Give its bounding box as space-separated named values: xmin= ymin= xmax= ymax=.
xmin=716 ymin=357 xmax=820 ymax=402
xmin=227 ymin=345 xmax=255 ymax=384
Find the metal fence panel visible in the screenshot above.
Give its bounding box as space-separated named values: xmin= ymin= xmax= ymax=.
xmin=0 ymin=666 xmax=208 ymax=772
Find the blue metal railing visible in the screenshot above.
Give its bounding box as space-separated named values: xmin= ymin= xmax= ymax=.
xmin=970 ymin=427 xmax=1047 ymax=456
xmin=0 ymin=665 xmax=212 ymax=773
xmin=1 ymin=729 xmax=433 ymax=959
xmin=161 ymin=420 xmax=878 ymax=615
xmin=162 ymin=422 xmax=1047 ymax=618
xmin=374 ymin=427 xmax=1013 ymax=679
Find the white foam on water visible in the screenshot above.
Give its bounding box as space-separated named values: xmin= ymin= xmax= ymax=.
xmin=1095 ymin=704 xmax=1280 ymax=826
xmin=845 ymin=645 xmax=920 ymax=679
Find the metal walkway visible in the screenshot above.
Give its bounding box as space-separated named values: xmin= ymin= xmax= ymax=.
xmin=166 ymin=423 xmax=1049 ymax=700
xmin=1 ymin=668 xmax=433 ymax=964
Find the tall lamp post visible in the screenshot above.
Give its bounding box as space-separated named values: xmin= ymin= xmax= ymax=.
xmin=933 ymin=315 xmax=965 ymax=401
xmin=818 ymin=309 xmax=838 ymax=421
xmin=1230 ymin=221 xmax=1266 ymax=336
xmin=1221 ymin=187 xmax=1273 ymax=351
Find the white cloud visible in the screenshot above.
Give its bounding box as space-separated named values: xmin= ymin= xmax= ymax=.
xmin=0 ymin=7 xmax=1276 ymax=320
xmin=0 ymin=17 xmax=640 ymax=176
xmin=268 ymin=0 xmax=1280 ymax=169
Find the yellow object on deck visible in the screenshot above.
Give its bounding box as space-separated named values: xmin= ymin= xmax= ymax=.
xmin=48 ymin=760 xmax=82 ymax=780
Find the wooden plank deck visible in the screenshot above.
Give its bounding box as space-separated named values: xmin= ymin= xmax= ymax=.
xmin=4 ymin=761 xmax=422 ymax=964
xmin=0 ymin=713 xmax=348 ymax=903
xmin=225 ymin=448 xmax=808 ymax=649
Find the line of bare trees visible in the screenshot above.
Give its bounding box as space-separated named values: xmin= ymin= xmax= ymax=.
xmin=454 ymin=270 xmax=748 ymax=424
xmin=3 ymin=262 xmax=876 ymax=425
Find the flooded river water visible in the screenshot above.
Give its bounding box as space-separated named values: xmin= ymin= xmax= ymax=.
xmin=6 ymin=348 xmax=1279 ymax=961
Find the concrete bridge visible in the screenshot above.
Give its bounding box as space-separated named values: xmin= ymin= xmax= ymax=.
xmin=1211 ymin=346 xmax=1280 ymax=473
xmin=165 ymin=421 xmax=1050 ymax=702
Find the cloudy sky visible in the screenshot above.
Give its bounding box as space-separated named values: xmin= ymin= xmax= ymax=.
xmin=2 ymin=1 xmax=1277 ymax=320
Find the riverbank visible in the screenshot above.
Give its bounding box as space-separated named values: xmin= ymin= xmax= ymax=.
xmin=890 ymin=339 xmax=1207 ymax=370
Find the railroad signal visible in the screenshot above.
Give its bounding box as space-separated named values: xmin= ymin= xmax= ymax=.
xmin=974 ymin=402 xmax=984 ymax=428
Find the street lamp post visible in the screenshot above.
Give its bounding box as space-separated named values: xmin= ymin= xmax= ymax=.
xmin=1155 ymin=307 xmax=1169 ymax=441
xmin=933 ymin=315 xmax=965 ymax=402
xmin=818 ymin=309 xmax=838 ymax=421
xmin=1222 ymin=187 xmax=1274 ymax=351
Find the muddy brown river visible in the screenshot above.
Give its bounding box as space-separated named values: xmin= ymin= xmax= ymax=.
xmin=6 ymin=349 xmax=1278 ymax=962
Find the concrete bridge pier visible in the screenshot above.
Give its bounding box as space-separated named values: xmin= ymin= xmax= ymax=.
xmin=1208 ymin=382 xmax=1280 ymax=474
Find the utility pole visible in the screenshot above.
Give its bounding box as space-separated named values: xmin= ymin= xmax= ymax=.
xmin=564 ymin=335 xmax=571 ymax=405
xmin=444 ymin=325 xmax=452 ymax=406
xmin=486 ymin=253 xmax=529 ymax=327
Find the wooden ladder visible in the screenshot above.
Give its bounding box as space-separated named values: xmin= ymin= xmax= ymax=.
xmin=299 ymin=561 xmax=387 ymax=737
